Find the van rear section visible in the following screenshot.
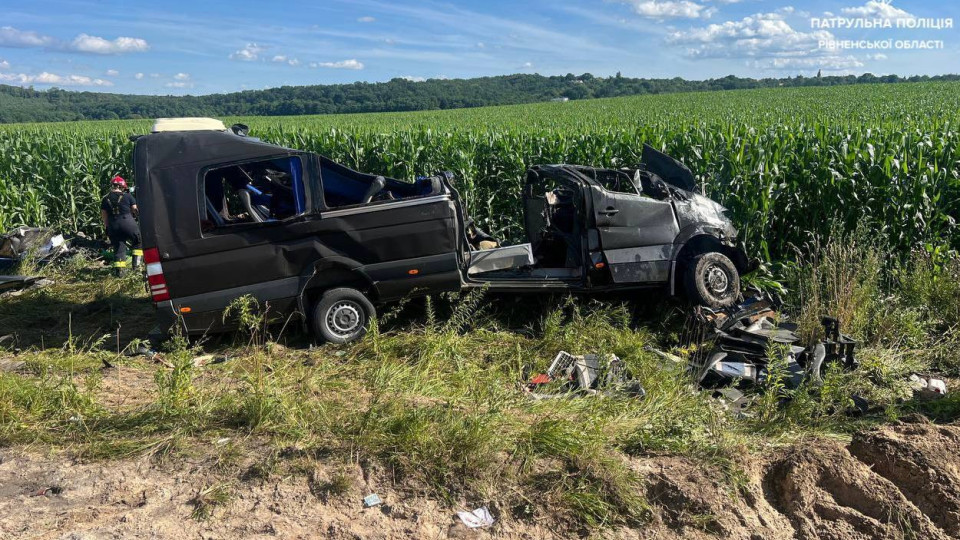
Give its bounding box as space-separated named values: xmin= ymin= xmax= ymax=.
xmin=135 ymin=125 xmax=466 ymax=342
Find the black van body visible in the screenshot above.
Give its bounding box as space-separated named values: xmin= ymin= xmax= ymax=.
xmin=134 ymin=127 xmax=753 ymax=343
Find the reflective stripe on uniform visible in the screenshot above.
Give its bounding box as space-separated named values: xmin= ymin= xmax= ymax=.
xmin=113 ymin=260 xmax=129 ymax=268
xmin=132 ymin=249 xmax=143 ymax=256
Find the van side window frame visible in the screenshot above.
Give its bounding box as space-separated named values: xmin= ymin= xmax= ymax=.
xmin=316 ymin=157 xmax=446 ymax=212
xmin=196 ymin=153 xmax=311 ymax=237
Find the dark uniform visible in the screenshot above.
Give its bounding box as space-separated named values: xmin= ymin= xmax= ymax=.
xmin=101 ymin=190 xmax=142 ymax=272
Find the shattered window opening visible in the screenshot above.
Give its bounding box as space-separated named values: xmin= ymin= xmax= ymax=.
xmin=201 ymin=156 xmax=306 ymax=233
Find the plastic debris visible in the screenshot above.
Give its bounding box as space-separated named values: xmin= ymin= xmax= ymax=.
xmin=457 ymin=506 xmax=495 ymax=528
xmin=910 ymin=374 xmax=948 ymax=401
xmin=363 ymin=493 xmax=382 ymax=507
xmin=526 ymin=351 xmax=642 ymax=399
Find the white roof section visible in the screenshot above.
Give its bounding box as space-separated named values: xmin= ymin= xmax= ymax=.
xmin=151 ymin=117 xmax=227 ymax=133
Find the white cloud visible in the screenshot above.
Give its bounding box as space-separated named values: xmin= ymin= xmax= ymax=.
xmin=313 ymin=59 xmax=364 ymax=70
xmin=0 ymin=26 xmax=54 ymax=48
xmin=0 ymin=60 xmax=9 ymax=69
xmin=149 ymin=73 xmax=160 ymax=78
xmin=134 ymin=72 xmax=144 ymax=80
xmin=867 ymin=53 xmax=888 ymax=60
xmin=105 ymin=69 xmax=119 ymax=76
xmin=747 ymin=55 xmax=864 ymax=71
xmin=841 ymin=1 xmax=915 ymax=20
xmin=401 ymin=75 xmax=426 ymax=82
xmin=667 ymin=10 xmax=872 ymax=73
xmin=476 ymin=41 xmax=485 ymax=48
xmin=357 ymin=16 xmax=376 ymax=23
xmin=165 ymin=81 xmax=193 ymax=88
xmin=618 ymin=1 xmax=716 ymax=19
xmin=70 ymin=34 xmax=149 ymax=54
xmin=668 ymin=11 xmax=834 ymax=59
xmin=230 ymin=43 xmax=264 ymax=61
xmin=270 ymin=55 xmax=300 ymax=66
xmin=521 ymin=61 xmax=534 ymax=68
xmin=174 ymin=72 xmax=190 ymax=80
xmin=0 ymin=27 xmax=147 ymax=54
xmin=0 ymin=71 xmax=113 ymax=86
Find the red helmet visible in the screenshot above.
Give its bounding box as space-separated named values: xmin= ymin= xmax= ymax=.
xmin=111 ymin=175 xmax=127 ymax=189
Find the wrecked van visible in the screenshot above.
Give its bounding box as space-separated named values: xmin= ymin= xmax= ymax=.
xmin=134 ymin=118 xmax=753 ymax=343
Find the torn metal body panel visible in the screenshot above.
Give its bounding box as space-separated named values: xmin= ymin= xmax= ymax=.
xmin=692 ymin=292 xmax=858 ymax=392
xmin=133 ymin=124 xmax=752 ymax=341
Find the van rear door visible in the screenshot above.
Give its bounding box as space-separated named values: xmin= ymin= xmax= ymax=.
xmin=585 ymin=171 xmax=679 ymax=283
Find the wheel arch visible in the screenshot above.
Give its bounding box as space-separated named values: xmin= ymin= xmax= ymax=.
xmin=669 ymin=227 xmax=749 ymax=296
xmin=297 ymin=257 xmax=377 ymax=320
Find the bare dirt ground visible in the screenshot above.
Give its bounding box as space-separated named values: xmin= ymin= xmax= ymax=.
xmin=2 ymin=418 xmax=958 ymax=539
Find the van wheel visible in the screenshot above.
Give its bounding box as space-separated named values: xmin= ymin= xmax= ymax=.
xmin=684 ymin=252 xmax=740 ymax=308
xmin=311 ymin=288 xmax=376 ymax=344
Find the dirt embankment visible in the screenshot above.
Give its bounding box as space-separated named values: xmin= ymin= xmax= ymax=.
xmin=2 ymin=419 xmax=959 ymax=539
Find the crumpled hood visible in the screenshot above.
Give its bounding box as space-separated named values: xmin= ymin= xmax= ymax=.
xmin=674 ymin=190 xmax=737 ymax=237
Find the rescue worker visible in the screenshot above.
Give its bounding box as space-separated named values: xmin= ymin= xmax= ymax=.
xmin=100 ymin=175 xmax=142 ymax=276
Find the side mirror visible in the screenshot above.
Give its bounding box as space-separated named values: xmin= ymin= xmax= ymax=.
xmin=231 ymin=123 xmax=250 ymax=137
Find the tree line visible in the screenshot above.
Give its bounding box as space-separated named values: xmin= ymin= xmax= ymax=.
xmin=2 ymin=72 xmax=958 ymax=123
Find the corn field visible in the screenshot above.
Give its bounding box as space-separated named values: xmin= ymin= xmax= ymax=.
xmin=1 ymin=82 xmax=959 ymax=261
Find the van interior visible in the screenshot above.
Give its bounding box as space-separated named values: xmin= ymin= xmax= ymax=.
xmin=465 ymin=167 xmax=670 ymax=281
xmin=318 ymin=157 xmax=443 ymax=208
xmin=466 ymin=168 xmax=586 ymax=281
xmin=201 ymin=156 xmax=306 ymax=231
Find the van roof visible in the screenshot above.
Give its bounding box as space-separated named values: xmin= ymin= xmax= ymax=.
xmin=151 ymin=117 xmax=227 ymax=133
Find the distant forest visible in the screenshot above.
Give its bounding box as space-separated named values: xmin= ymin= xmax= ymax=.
xmin=2 ymin=72 xmax=958 ymax=124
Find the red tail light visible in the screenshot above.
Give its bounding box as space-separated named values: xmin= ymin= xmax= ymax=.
xmin=144 ymin=248 xmax=170 ymax=302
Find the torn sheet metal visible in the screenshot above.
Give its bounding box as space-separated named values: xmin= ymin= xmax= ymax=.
xmin=691 ymin=290 xmax=858 ymax=392
xmin=0 ymin=276 xmax=38 ymax=293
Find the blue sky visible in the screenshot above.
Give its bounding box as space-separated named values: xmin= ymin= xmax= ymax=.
xmin=1 ymin=0 xmax=958 ymax=95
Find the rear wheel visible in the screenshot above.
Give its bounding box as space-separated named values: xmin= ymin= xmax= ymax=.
xmin=683 ymin=252 xmax=740 ymax=308
xmin=311 ymin=288 xmax=376 ymax=344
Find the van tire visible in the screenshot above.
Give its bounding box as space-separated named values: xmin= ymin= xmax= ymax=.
xmin=683 ymin=252 xmax=740 ymax=308
xmin=311 ymin=288 xmax=376 ymax=344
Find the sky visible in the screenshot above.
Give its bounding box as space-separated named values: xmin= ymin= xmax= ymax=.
xmin=1 ymin=0 xmax=958 ymax=95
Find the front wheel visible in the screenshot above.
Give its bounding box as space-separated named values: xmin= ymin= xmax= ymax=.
xmin=683 ymin=252 xmax=740 ymax=308
xmin=311 ymin=288 xmax=376 ymax=344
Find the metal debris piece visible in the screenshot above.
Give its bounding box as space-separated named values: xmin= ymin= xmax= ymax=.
xmin=692 ymin=290 xmax=858 ymax=394
xmin=363 ymin=493 xmax=382 ymax=507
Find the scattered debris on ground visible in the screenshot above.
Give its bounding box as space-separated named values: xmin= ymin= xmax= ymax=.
xmin=456 ymin=506 xmax=495 ymax=528
xmin=0 ymin=276 xmax=53 ymax=298
xmin=526 ymin=350 xmax=645 ymax=399
xmin=910 ymin=374 xmax=949 ymax=400
xmin=0 ymin=227 xmax=70 ymax=270
xmin=692 ymin=291 xmax=857 ymax=391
